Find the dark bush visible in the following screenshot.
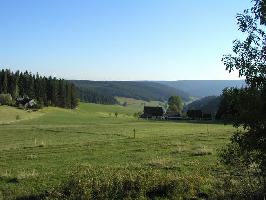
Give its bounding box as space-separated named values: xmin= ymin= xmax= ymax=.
xmin=0 ymin=93 xmax=12 ymax=106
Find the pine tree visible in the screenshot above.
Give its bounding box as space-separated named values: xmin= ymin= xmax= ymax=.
xmin=3 ymin=70 xmax=8 ymax=94
xmin=71 ymin=83 xmax=78 ymax=108
xmin=0 ymin=69 xmax=78 ymax=109
xmin=52 ymin=78 xmax=59 ymax=106
xmin=65 ymin=83 xmax=72 ymax=108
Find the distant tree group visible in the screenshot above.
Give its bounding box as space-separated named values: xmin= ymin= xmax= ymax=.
xmin=167 ymin=96 xmax=183 ymax=113
xmin=0 ymin=69 xmax=78 ymax=108
xmin=185 ymin=96 xmax=221 ymax=116
xmin=71 ymin=80 xmax=190 ymax=102
xmin=77 ymin=87 xmax=118 ymax=105
xmin=0 ymin=93 xmax=12 ymax=105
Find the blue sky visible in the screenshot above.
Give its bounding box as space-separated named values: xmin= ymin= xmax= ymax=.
xmin=0 ymin=0 xmax=251 ymax=80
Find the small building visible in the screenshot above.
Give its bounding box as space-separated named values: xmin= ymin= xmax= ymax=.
xmin=25 ymin=99 xmax=38 ymax=109
xmin=141 ymin=106 xmax=164 ymax=119
xmin=16 ymin=96 xmax=31 ymax=106
xmin=15 ymin=96 xmax=38 ymax=109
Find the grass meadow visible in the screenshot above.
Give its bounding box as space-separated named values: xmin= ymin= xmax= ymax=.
xmin=0 ymin=102 xmax=235 ymax=199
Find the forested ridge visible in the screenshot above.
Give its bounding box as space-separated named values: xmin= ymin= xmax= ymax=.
xmin=185 ymin=96 xmax=221 ymax=114
xmin=77 ymin=87 xmax=118 ymax=105
xmin=72 ymin=80 xmax=190 ymax=102
xmin=0 ymin=69 xmax=78 ymax=108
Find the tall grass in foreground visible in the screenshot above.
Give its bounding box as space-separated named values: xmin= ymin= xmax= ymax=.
xmin=45 ymin=166 xmax=209 ymax=200
xmin=15 ymin=166 xmax=261 ymax=200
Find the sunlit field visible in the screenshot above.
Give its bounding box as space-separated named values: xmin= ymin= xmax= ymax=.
xmin=0 ymin=103 xmax=234 ymax=199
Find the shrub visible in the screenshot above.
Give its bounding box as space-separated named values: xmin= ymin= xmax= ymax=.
xmin=191 ymin=146 xmax=212 ymax=156
xmin=212 ymin=167 xmax=265 ymax=199
xmin=0 ymin=94 xmax=12 ymax=106
xmin=133 ymin=112 xmax=142 ymax=119
xmin=15 ymin=115 xmax=20 ymax=120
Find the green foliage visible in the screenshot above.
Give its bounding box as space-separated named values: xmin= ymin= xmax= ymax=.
xmin=213 ymin=170 xmax=264 ymax=199
xmin=185 ymin=96 xmax=221 ymax=116
xmin=77 ymin=87 xmax=118 ymax=105
xmin=133 ymin=111 xmax=142 ymax=118
xmin=167 ymin=96 xmax=183 ymax=113
xmin=216 ymin=87 xmax=264 ymax=126
xmin=220 ymin=0 xmax=266 ymax=195
xmin=0 ymin=93 xmax=12 ymax=105
xmin=71 ymin=80 xmax=190 ymax=102
xmin=0 ymin=69 xmax=78 ymax=109
xmin=222 ymin=2 xmax=266 ymax=88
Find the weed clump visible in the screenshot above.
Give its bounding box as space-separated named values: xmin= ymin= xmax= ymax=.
xmin=191 ymin=146 xmax=212 ymax=156
xmin=16 ymin=115 xmax=20 ymax=120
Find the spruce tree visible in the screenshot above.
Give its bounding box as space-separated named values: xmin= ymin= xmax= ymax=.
xmin=3 ymin=70 xmax=8 ymax=94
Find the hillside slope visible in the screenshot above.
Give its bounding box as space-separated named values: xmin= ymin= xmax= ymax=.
xmin=185 ymin=96 xmax=221 ymax=114
xmin=72 ymin=81 xmax=191 ymax=102
xmin=0 ymin=102 xmax=234 ymax=199
xmin=77 ymin=87 xmax=118 ymax=105
xmin=158 ymin=80 xmax=246 ymax=97
xmin=0 ymin=106 xmax=44 ymax=124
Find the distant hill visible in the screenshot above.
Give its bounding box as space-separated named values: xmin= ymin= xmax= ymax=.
xmin=71 ymin=81 xmax=191 ymax=102
xmin=158 ymin=80 xmax=246 ymax=97
xmin=185 ymin=96 xmax=221 ymax=114
xmin=77 ymin=87 xmax=118 ymax=105
xmin=115 ymin=97 xmax=163 ymax=112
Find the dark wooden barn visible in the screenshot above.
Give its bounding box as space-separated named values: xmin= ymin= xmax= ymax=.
xmin=142 ymin=106 xmax=164 ymax=119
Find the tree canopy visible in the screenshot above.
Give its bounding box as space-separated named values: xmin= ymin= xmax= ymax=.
xmin=0 ymin=69 xmax=78 ymax=109
xmin=220 ymin=0 xmax=266 ymax=195
xmin=167 ymin=96 xmax=183 ymax=113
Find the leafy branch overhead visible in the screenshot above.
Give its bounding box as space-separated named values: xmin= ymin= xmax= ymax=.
xmin=219 ymin=0 xmax=266 ymax=196
xmin=222 ymin=0 xmax=266 ymax=88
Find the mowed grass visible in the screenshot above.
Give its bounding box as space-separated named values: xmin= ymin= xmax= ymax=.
xmin=0 ymin=103 xmax=234 ymax=199
xmin=0 ymin=106 xmax=44 ymax=125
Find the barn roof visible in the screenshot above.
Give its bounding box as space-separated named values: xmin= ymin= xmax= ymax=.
xmin=143 ymin=106 xmax=164 ymax=116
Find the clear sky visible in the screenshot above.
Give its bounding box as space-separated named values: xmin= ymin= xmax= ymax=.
xmin=0 ymin=0 xmax=251 ymax=80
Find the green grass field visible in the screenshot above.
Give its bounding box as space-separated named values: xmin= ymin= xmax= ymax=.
xmin=0 ymin=103 xmax=234 ymax=199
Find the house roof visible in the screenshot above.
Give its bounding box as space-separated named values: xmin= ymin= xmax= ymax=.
xmin=143 ymin=106 xmax=164 ymax=116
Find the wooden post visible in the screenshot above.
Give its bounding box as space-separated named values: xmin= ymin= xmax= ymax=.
xmin=133 ymin=129 xmax=136 ymax=139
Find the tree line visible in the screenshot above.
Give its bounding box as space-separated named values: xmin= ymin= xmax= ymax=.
xmin=71 ymin=80 xmax=190 ymax=102
xmin=0 ymin=69 xmax=78 ymax=108
xmin=77 ymin=87 xmax=118 ymax=105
